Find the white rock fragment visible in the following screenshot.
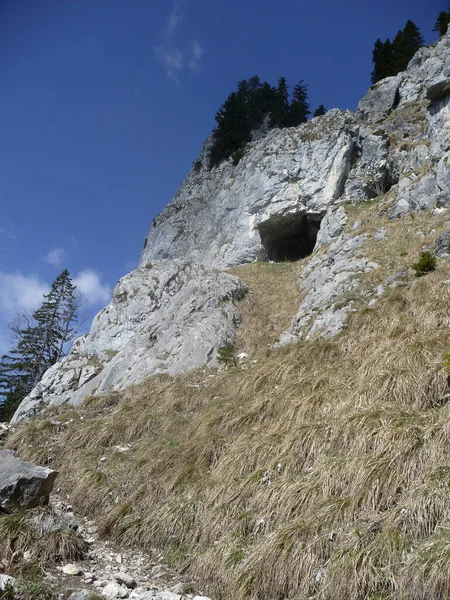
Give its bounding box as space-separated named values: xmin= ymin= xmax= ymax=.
xmin=62 ymin=564 xmax=83 ymax=576
xmin=102 ymin=581 xmax=129 ymax=598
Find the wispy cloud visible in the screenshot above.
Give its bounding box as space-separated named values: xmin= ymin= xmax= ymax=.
xmin=154 ymin=3 xmax=204 ymax=82
xmin=189 ymin=39 xmax=204 ymax=71
xmin=73 ymin=270 xmax=111 ymax=306
xmin=44 ymin=247 xmax=66 ymax=267
xmin=165 ymin=3 xmax=182 ymax=38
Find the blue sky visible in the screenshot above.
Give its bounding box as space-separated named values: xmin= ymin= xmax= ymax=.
xmin=0 ymin=0 xmax=442 ymax=352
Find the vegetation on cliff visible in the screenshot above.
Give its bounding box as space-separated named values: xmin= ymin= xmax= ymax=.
xmin=208 ymin=75 xmax=310 ymax=168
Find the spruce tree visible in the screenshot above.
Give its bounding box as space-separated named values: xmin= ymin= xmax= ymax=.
xmin=0 ymin=269 xmax=79 ymax=421
xmin=393 ymin=20 xmax=424 ymax=73
xmin=371 ymin=21 xmax=424 ymax=84
xmin=371 ymin=38 xmax=394 ymax=83
xmin=434 ymin=8 xmax=450 ymax=37
xmin=287 ymin=81 xmax=310 ymax=127
xmin=313 ymin=105 xmax=327 ymax=117
xmin=269 ymin=77 xmax=290 ymax=128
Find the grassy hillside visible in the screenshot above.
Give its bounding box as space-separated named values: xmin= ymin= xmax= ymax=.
xmin=8 ymin=199 xmax=450 ymax=599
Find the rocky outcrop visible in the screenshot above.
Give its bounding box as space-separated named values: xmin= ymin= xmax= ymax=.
xmin=139 ymin=110 xmax=388 ymax=269
xmin=12 ymin=262 xmax=246 ymax=422
xmin=12 ymin=30 xmax=450 ymax=422
xmin=0 ymin=450 xmax=57 ymax=511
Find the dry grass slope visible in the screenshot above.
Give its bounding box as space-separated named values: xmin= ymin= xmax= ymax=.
xmin=8 ymin=205 xmax=450 ymax=599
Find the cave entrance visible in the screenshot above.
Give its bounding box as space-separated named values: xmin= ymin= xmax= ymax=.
xmin=258 ymin=212 xmax=322 ymax=262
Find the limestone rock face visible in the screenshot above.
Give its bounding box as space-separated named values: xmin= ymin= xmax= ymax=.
xmin=12 ymin=30 xmax=450 ymax=421
xmin=139 ymin=110 xmax=388 ymax=269
xmin=0 ymin=450 xmax=58 ymax=511
xmin=12 ymin=262 xmax=246 ymax=422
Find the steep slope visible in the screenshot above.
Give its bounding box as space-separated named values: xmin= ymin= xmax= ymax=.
xmin=9 ymin=204 xmax=450 ymax=599
xmin=12 ymin=31 xmax=450 ymax=427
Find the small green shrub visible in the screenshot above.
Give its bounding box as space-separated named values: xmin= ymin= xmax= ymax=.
xmin=227 ymin=548 xmax=245 ymax=568
xmin=411 ymin=251 xmax=437 ymax=277
xmin=217 ymin=343 xmax=237 ymax=367
xmin=144 ymin=262 xmax=153 ymax=269
xmin=442 ymin=353 xmax=450 ymax=372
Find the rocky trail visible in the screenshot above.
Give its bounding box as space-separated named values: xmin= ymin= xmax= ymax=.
xmin=0 ymin=440 xmax=211 ymax=600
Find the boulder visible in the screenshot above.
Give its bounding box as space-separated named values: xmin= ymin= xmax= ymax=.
xmin=435 ymin=230 xmax=450 ymax=257
xmin=356 ymin=76 xmax=401 ymax=123
xmin=102 ymin=581 xmax=129 ymax=598
xmin=0 ymin=450 xmax=57 ymax=511
xmin=426 ymin=78 xmax=450 ymax=101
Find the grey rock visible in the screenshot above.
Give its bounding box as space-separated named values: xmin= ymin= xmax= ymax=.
xmin=155 ymin=592 xmax=182 ymax=600
xmin=192 ymin=597 xmax=213 ymax=600
xmin=374 ymin=227 xmax=387 ymax=241
xmin=115 ymin=572 xmax=136 ymax=589
xmin=315 ymin=206 xmax=348 ymax=249
xmin=27 ymin=509 xmax=79 ymax=534
xmin=12 ymin=262 xmax=247 ymax=422
xmin=384 ymin=271 xmax=409 ymax=288
xmin=388 ymin=198 xmax=411 ymax=220
xmin=435 ymin=230 xmax=450 ymax=257
xmin=356 ymin=76 xmax=401 ymax=123
xmin=279 ymin=234 xmax=378 ymax=342
xmin=0 ymin=450 xmax=57 ymax=511
xmin=67 ymin=591 xmax=92 ymax=600
xmin=102 ymin=581 xmax=129 ymax=598
xmin=426 ymin=78 xmax=450 ymax=101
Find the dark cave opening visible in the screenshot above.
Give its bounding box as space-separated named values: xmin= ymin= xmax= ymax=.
xmin=258 ymin=212 xmax=323 ymax=262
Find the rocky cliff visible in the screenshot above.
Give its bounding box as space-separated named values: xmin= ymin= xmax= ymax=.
xmin=12 ymin=31 xmax=450 ymax=422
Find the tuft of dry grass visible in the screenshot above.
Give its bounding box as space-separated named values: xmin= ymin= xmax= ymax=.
xmin=8 ymin=207 xmax=450 ymax=599
xmin=0 ymin=509 xmax=87 ymax=575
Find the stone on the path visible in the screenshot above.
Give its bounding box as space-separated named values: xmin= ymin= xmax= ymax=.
xmin=102 ymin=581 xmax=129 ymax=598
xmin=67 ymin=591 xmax=92 ymax=600
xmin=115 ymin=572 xmax=136 ymax=589
xmin=62 ymin=564 xmax=83 ymax=576
xmin=155 ymin=592 xmax=182 ymax=600
xmin=151 ymin=564 xmax=164 ymax=578
xmin=0 ymin=450 xmax=58 ymax=511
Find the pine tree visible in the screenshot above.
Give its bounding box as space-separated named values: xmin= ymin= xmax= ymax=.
xmin=208 ymin=91 xmax=251 ymax=168
xmin=313 ymin=105 xmax=327 ymax=117
xmin=287 ymin=81 xmax=310 ymax=127
xmin=269 ymin=77 xmax=290 ymax=128
xmin=371 ymin=38 xmax=394 ymax=83
xmin=433 ymin=7 xmax=450 ymax=37
xmin=0 ymin=269 xmax=79 ymax=421
xmin=392 ymin=20 xmax=424 ymax=73
xmin=371 ymin=21 xmax=424 ymax=84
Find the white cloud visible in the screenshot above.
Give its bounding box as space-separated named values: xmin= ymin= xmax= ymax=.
xmin=44 ymin=247 xmax=66 ymax=267
xmin=165 ymin=3 xmax=182 ymax=38
xmin=154 ymin=46 xmax=183 ymax=81
xmin=0 ymin=272 xmax=48 ymax=316
xmin=154 ymin=4 xmax=204 ymax=82
xmin=189 ymin=39 xmax=204 ymax=71
xmin=73 ymin=270 xmax=111 ymax=306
